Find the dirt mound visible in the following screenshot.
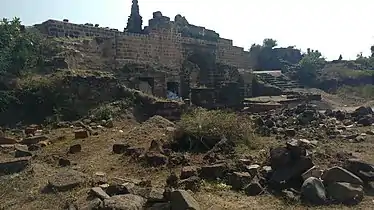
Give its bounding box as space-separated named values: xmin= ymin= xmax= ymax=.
xmin=124 ymin=116 xmax=175 ymax=148
xmin=143 ymin=115 xmax=176 ymax=129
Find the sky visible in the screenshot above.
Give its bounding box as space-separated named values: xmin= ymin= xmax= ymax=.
xmin=2 ymin=0 xmax=374 ymax=60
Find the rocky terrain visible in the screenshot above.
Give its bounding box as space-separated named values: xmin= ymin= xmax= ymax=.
xmin=2 ymin=96 xmax=374 ymax=209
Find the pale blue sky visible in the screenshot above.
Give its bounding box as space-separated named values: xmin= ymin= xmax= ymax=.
xmin=2 ymin=0 xmax=374 ymax=60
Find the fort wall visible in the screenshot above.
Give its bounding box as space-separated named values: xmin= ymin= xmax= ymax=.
xmin=36 ymin=19 xmax=251 ymax=70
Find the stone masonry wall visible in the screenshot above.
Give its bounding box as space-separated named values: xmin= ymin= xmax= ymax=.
xmin=115 ymin=28 xmax=183 ymax=70
xmin=36 ymin=19 xmax=251 ymax=71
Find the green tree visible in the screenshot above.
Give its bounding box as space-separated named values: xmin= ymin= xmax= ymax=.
xmin=262 ymin=38 xmax=277 ymax=49
xmin=0 ymin=17 xmax=60 ymax=76
xmin=295 ymin=49 xmax=326 ymax=86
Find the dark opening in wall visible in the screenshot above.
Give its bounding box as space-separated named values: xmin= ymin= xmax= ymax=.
xmin=138 ymin=77 xmax=154 ymax=95
xmin=167 ymin=81 xmax=179 ymax=95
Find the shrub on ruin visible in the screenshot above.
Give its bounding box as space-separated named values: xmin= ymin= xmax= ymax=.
xmin=0 ymin=17 xmax=61 ymax=76
xmin=177 ymin=108 xmax=254 ymax=150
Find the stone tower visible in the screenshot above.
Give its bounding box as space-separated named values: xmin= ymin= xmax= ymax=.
xmin=126 ymin=0 xmax=143 ymax=33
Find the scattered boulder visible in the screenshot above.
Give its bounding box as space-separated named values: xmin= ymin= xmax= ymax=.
xmin=14 ymin=144 xmax=32 ymax=157
xmin=270 ymin=156 xmax=314 ymax=187
xmin=69 ymin=144 xmax=82 ymax=154
xmin=0 ymin=136 xmax=17 ymax=145
xmin=20 ymin=135 xmax=48 ymax=145
xmin=344 ymin=159 xmax=374 ymax=182
xmin=170 ymin=190 xmax=200 ymax=210
xmin=74 ymin=129 xmax=89 ymax=139
xmin=286 ymin=139 xmax=307 ymax=159
xmin=48 ymin=170 xmax=85 ymax=192
xmin=25 ymin=125 xmax=39 ymax=136
xmin=244 ymin=178 xmax=264 ymax=196
xmin=228 ymin=172 xmax=252 ymax=190
xmin=180 ymin=166 xmax=199 ymax=179
xmin=90 ymin=187 xmax=110 ymax=200
xmin=179 ymin=176 xmax=202 ymax=192
xmin=0 ymin=157 xmax=30 ymax=175
xmin=128 ymin=187 xmax=165 ymax=202
xmin=245 ymin=164 xmax=260 ymax=177
xmin=301 ymin=177 xmax=326 ymax=205
xmin=125 ymin=147 xmax=145 ymax=158
xmin=327 ymin=182 xmax=364 ymax=204
xmin=284 ymin=129 xmax=296 ymax=137
xmin=113 ymin=142 xmax=130 ymax=154
xmin=322 ymin=167 xmax=363 ymax=185
xmin=270 ymin=147 xmax=291 ymax=169
xmin=58 ymin=158 xmax=71 ymax=167
xmin=144 ymin=152 xmax=168 ymax=167
xmin=103 ymin=194 xmax=146 ymax=210
xmin=199 ymin=163 xmax=227 ymax=180
xmin=357 ymin=116 xmax=373 ymax=126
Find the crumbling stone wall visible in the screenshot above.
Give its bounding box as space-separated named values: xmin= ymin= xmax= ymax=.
xmin=36 ymin=17 xmax=252 ymax=71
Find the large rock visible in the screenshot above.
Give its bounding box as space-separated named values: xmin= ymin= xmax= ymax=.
xmin=144 ymin=152 xmax=168 ymax=167
xmin=327 ymin=182 xmax=364 ymax=204
xmin=48 ymin=170 xmax=85 ymax=192
xmin=270 ymin=156 xmax=314 ymax=186
xmin=353 ymin=106 xmax=372 ymax=117
xmin=180 ymin=166 xmax=199 ymax=179
xmin=127 ymin=186 xmax=165 ymax=202
xmin=228 ymin=172 xmax=252 ymax=190
xmin=69 ymin=144 xmax=82 ymax=154
xmin=103 ymin=194 xmax=146 ymax=210
xmin=322 ymin=166 xmax=363 ymax=185
xmin=244 ymin=178 xmax=264 ymax=196
xmin=344 ymin=159 xmax=374 ymax=182
xmin=74 ymin=129 xmax=89 ymax=139
xmin=0 ymin=136 xmax=17 ymax=145
xmin=170 ymin=190 xmax=200 ymax=210
xmin=113 ymin=142 xmax=130 ymax=154
xmin=199 ymin=163 xmax=227 ymax=180
xmin=14 ymin=144 xmax=32 ymax=157
xmin=357 ymin=116 xmax=373 ymax=126
xmin=286 ymin=139 xmax=307 ymax=159
xmin=90 ymin=187 xmax=110 ymax=200
xmin=301 ymin=177 xmax=326 ymax=205
xmin=270 ymin=147 xmax=291 ymax=170
xmin=0 ymin=157 xmax=30 ymax=175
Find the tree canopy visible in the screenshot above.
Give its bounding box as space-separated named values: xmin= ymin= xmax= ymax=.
xmin=0 ymin=17 xmax=59 ymax=76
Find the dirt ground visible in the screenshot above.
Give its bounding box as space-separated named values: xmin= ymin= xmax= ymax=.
xmin=1 ymin=113 xmax=374 ymax=210
xmin=1 ymin=88 xmax=374 ymax=209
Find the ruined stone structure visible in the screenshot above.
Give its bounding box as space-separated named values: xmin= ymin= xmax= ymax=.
xmin=35 ymin=1 xmax=254 ymax=102
xmin=35 ymin=10 xmax=250 ymax=70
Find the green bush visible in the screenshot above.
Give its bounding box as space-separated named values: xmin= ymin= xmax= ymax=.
xmin=0 ymin=17 xmax=60 ymax=76
xmin=179 ymin=108 xmax=254 ymax=149
xmin=337 ymin=85 xmax=374 ymax=99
